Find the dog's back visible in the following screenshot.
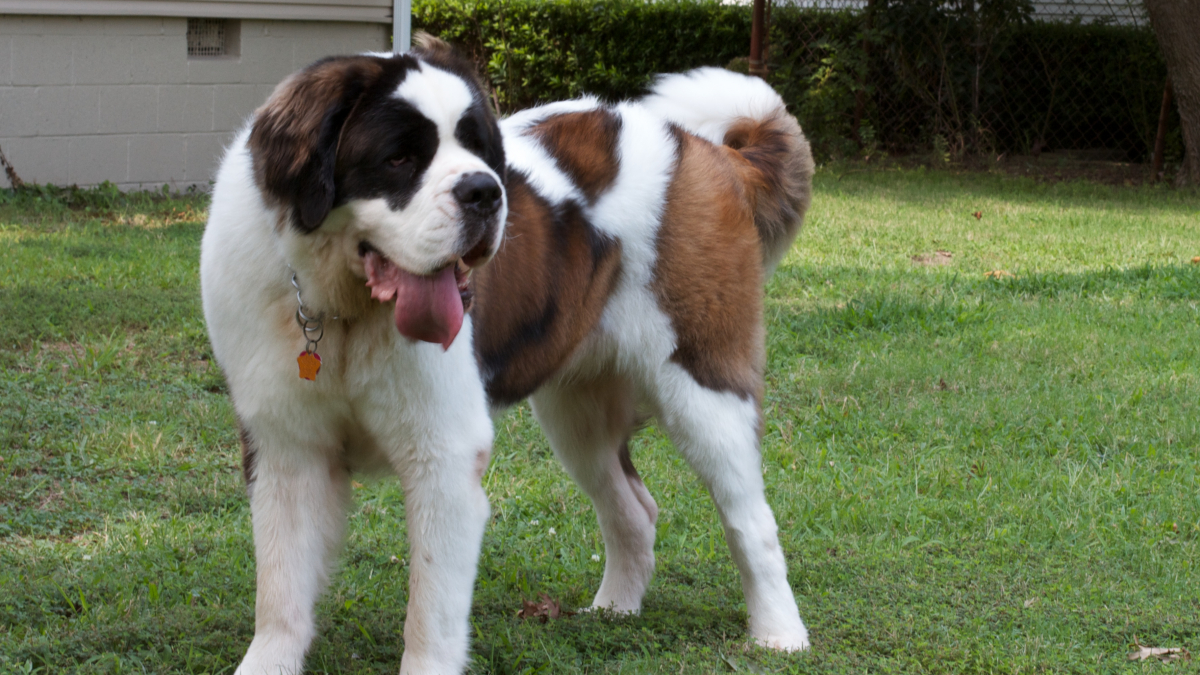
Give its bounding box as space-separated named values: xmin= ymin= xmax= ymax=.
xmin=472 ymin=70 xmax=814 ymax=405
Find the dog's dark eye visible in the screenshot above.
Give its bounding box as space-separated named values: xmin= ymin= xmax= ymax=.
xmin=388 ymin=157 xmax=411 ymax=169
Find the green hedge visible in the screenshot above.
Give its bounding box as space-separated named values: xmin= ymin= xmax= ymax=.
xmin=414 ymin=0 xmax=751 ymax=112
xmin=414 ymin=0 xmax=1176 ymax=161
xmin=768 ymin=7 xmax=1172 ymax=159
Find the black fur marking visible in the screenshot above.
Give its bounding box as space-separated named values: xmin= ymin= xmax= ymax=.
xmin=336 ymin=95 xmax=439 ymax=213
xmin=481 ymin=296 xmax=559 ymax=404
xmin=238 ymin=418 xmax=257 ymax=490
xmin=456 ymin=105 xmax=506 ymax=178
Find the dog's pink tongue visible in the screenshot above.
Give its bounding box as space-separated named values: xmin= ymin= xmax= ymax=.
xmin=364 ymin=251 xmax=463 ymax=350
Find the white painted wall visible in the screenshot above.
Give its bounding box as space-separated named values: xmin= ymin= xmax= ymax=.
xmin=0 ymin=15 xmax=389 ymax=190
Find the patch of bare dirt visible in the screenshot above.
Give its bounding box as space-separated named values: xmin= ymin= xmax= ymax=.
xmin=912 ymin=250 xmax=953 ymax=266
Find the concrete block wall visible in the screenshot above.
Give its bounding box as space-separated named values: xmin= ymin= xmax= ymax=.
xmin=0 ymin=15 xmax=390 ymax=190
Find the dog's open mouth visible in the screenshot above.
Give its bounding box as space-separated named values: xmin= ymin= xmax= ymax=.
xmin=361 ymin=243 xmax=473 ymax=351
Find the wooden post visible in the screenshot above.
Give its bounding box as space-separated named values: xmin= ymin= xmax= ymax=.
xmin=1152 ymin=78 xmax=1173 ymax=182
xmin=749 ymin=0 xmax=767 ymax=79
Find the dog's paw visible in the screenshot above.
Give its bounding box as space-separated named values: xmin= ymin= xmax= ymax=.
xmin=753 ymin=630 xmax=810 ymax=652
xmin=234 ymin=635 xmax=307 ymax=675
xmin=587 ymin=600 xmax=642 ymax=615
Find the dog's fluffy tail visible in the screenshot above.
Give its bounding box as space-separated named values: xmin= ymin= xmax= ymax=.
xmin=642 ymin=68 xmax=814 ymax=276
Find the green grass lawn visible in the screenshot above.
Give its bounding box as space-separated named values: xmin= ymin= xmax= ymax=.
xmin=1 ymin=170 xmax=1198 ymax=674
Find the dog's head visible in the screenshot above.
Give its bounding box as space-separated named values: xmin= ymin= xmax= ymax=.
xmin=249 ymin=36 xmax=505 ymax=349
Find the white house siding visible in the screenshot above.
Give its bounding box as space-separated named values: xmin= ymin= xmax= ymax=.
xmin=0 ymin=14 xmax=390 ymax=189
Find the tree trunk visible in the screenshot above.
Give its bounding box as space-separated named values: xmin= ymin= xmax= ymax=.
xmin=1144 ymin=0 xmax=1200 ymax=185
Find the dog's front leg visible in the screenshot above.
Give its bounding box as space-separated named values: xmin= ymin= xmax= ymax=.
xmin=395 ymin=443 xmax=491 ymax=675
xmin=235 ymin=440 xmax=351 ymax=675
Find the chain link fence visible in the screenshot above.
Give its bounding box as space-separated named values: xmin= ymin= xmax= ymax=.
xmin=766 ymin=0 xmax=1180 ymax=163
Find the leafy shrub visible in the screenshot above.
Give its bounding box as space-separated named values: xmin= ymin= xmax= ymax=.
xmin=415 ymin=0 xmax=1170 ymax=160
xmin=414 ymin=0 xmax=752 ymax=112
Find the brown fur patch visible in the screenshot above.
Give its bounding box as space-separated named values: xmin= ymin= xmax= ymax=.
xmin=529 ymin=109 xmax=622 ymax=202
xmin=652 ymin=129 xmax=765 ymax=401
xmin=722 ymin=113 xmax=814 ymax=269
xmin=470 ymin=172 xmax=622 ymax=405
xmin=248 ymin=55 xmax=386 ymax=232
xmin=473 ymin=448 xmax=491 ymax=482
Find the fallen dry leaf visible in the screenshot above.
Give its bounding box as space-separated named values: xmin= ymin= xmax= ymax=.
xmin=1191 ymin=256 xmax=1199 ymax=264
xmin=973 ymin=211 xmax=983 ymax=220
xmin=912 ymin=251 xmax=953 ymax=266
xmin=517 ymin=593 xmax=574 ymax=623
xmin=351 ymin=480 xmax=365 ymax=489
xmin=985 ymin=270 xmax=1015 ymax=279
xmin=1128 ymin=637 xmax=1189 ymax=663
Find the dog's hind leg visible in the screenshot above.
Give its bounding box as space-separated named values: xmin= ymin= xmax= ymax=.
xmin=530 ymin=375 xmax=658 ymax=613
xmin=651 ymin=366 xmax=810 ymax=651
xmin=235 ymin=431 xmax=351 ymax=675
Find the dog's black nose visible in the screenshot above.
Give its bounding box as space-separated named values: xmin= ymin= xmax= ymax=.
xmin=452 ymin=172 xmax=502 ymax=214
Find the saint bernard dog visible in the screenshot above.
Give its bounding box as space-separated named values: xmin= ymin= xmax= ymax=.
xmin=201 ymin=35 xmax=814 ymax=675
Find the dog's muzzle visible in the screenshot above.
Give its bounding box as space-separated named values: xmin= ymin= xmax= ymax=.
xmin=453 ymin=172 xmax=504 ymax=267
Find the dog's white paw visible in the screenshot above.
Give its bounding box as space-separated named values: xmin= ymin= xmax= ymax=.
xmin=753 ymin=630 xmax=811 ymax=652
xmin=234 ymin=635 xmax=307 ymax=675
xmin=588 ymin=599 xmax=642 ymax=615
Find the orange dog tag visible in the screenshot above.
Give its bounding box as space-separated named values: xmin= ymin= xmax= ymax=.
xmin=297 ymin=351 xmax=322 ymax=381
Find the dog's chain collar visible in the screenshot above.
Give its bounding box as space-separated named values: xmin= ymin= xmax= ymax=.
xmin=289 ymin=267 xmax=338 ymax=355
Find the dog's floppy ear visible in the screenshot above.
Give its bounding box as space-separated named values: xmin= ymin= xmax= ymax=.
xmin=249 ymin=55 xmax=387 ymax=233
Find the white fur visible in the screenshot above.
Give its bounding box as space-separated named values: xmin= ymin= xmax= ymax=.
xmin=395 ymin=64 xmax=476 ymax=139
xmin=203 ymin=67 xmax=501 ymax=674
xmin=642 ymin=67 xmax=788 ymax=145
xmin=502 ymin=96 xmax=602 ymax=133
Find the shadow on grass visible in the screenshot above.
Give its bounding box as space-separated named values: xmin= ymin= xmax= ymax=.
xmin=466 ymin=597 xmax=744 ymax=671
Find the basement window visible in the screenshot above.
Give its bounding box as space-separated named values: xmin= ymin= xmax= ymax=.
xmin=187 ymin=19 xmax=240 ymax=59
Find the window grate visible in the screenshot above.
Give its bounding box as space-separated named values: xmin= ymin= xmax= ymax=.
xmin=188 ymin=18 xmax=229 ymax=57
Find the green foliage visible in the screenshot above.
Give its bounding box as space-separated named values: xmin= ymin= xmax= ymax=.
xmin=768 ymin=3 xmax=1168 ymax=159
xmin=413 ymin=0 xmax=1170 ymax=161
xmin=414 ymin=0 xmax=752 ymax=112
xmin=997 ymin=21 xmax=1170 ymax=158
xmin=0 ymin=182 xmax=206 ymax=216
xmin=768 ymin=11 xmax=867 ymax=160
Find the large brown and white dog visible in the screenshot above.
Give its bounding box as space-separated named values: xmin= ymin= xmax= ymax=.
xmin=201 ymin=36 xmax=813 ymax=674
